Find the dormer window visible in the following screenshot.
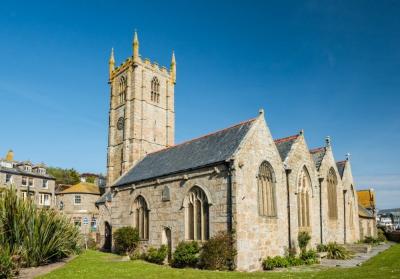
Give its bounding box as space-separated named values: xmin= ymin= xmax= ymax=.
xmin=151 ymin=77 xmax=160 ymax=103
xmin=24 ymin=165 xmax=32 ymax=172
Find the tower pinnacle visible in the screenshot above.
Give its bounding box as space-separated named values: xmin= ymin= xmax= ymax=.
xmin=109 ymin=48 xmax=115 ymax=79
xmin=170 ymin=50 xmax=176 ymax=84
xmin=133 ymin=30 xmax=139 ymax=60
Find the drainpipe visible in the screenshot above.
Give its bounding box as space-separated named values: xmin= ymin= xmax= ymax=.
xmin=343 ymin=190 xmax=347 ymax=244
xmin=226 ymin=161 xmax=234 ymax=234
xmin=285 ymin=168 xmax=292 ymax=250
xmin=318 ymin=177 xmax=324 ymax=244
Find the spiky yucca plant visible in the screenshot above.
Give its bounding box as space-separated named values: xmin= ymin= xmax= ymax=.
xmin=0 ymin=187 xmax=81 ymax=269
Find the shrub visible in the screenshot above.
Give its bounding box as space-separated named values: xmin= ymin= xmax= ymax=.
xmin=363 ymin=236 xmax=380 ymax=245
xmin=300 ymin=249 xmax=319 ymax=265
xmin=377 ymin=229 xmax=387 ymax=242
xmin=262 ymin=256 xmax=289 ymax=270
xmin=0 ymin=245 xmax=17 ymax=279
xmin=198 ymin=231 xmax=236 ymax=270
xmin=286 ymin=256 xmax=303 ymax=266
xmin=113 ymin=227 xmax=140 ymax=255
xmin=323 ymin=242 xmax=352 ymax=259
xmin=86 ymin=237 xmax=98 ymax=250
xmin=316 ymin=244 xmax=327 ymax=252
xmin=298 ymin=231 xmax=311 ymax=253
xmin=144 ymin=245 xmax=168 ymax=265
xmin=0 ymin=187 xmax=81 ymax=269
xmin=171 ymin=241 xmax=200 ymax=268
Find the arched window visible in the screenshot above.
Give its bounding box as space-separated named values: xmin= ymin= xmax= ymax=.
xmin=132 ymin=196 xmax=149 ymax=240
xmin=258 ymin=161 xmax=276 ymax=217
xmin=297 ymin=167 xmax=312 ymax=230
xmin=184 ymin=186 xmax=209 ymax=241
xmin=151 ymin=77 xmax=160 ymax=103
xmin=327 ymin=168 xmax=338 ymax=219
xmin=118 ymin=76 xmax=127 ymax=104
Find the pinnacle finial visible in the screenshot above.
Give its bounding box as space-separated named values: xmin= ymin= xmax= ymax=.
xmin=170 ymin=50 xmax=176 ymax=84
xmin=109 ymin=47 xmax=115 ymax=63
xmin=133 ymin=30 xmax=139 ymax=59
xmin=171 ymin=50 xmax=176 ymax=64
xmin=346 ymin=153 xmax=351 ymax=161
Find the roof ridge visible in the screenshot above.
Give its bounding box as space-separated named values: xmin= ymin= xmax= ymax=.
xmin=310 ymin=147 xmax=325 ymax=153
xmin=274 ymin=134 xmax=299 ymax=144
xmin=146 ymin=117 xmax=257 ymax=156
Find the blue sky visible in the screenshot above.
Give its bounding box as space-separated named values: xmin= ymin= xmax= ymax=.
xmin=0 ymin=1 xmax=399 ymax=209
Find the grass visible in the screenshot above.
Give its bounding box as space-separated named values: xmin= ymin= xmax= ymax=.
xmin=40 ymin=244 xmax=400 ymax=279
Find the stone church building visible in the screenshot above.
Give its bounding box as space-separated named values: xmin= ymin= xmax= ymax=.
xmin=99 ymin=33 xmax=362 ymax=271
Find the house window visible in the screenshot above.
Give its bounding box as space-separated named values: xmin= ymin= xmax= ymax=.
xmin=24 ymin=166 xmax=32 ymax=172
xmin=21 ymin=191 xmax=27 ymax=201
xmin=151 ymin=77 xmax=160 ymax=103
xmin=184 ymin=186 xmax=209 ymax=241
xmin=21 ymin=176 xmax=27 ymax=186
xmin=327 ymin=168 xmax=338 ymax=219
xmin=258 ymin=161 xmax=277 ymax=217
xmin=297 ymin=167 xmax=312 ymax=229
xmin=133 ymin=196 xmax=149 ymax=240
xmin=74 ymin=195 xmax=82 ymax=205
xmin=5 ymin=174 xmax=12 ymax=183
xmin=39 ymin=193 xmax=51 ymax=206
xmin=73 ymin=217 xmax=82 ymax=227
xmin=28 ymin=177 xmax=34 ymax=187
xmin=42 ymin=179 xmax=48 ymax=188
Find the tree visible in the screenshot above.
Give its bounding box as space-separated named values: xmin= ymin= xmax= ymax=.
xmin=47 ymin=167 xmax=81 ymax=185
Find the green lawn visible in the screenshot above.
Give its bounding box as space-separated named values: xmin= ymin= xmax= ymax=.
xmin=40 ymin=244 xmax=400 ymax=279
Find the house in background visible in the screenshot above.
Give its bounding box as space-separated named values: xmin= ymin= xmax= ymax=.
xmin=357 ymin=189 xmax=377 ymax=238
xmin=378 ymin=208 xmax=400 ymax=230
xmin=56 ymin=182 xmax=101 ymax=240
xmin=0 ymin=150 xmax=56 ymax=208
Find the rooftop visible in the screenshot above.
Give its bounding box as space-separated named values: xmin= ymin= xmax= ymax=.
xmin=114 ymin=118 xmax=256 ymax=187
xmin=59 ymin=182 xmax=100 ymax=195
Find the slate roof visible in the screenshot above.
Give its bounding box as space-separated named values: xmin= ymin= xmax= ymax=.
xmin=274 ymin=134 xmax=299 ymax=161
xmin=310 ymin=147 xmax=326 ymax=170
xmin=114 ymin=118 xmax=256 ymax=187
xmin=336 ymin=160 xmax=347 ymax=178
xmin=358 ymin=204 xmax=375 ymax=219
xmin=0 ymin=166 xmax=55 ymax=180
xmin=96 ymin=191 xmax=112 ymax=205
xmin=60 ymin=182 xmax=100 ymax=195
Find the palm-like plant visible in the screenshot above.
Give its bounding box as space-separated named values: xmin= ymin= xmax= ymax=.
xmin=0 ymin=187 xmax=81 ymax=270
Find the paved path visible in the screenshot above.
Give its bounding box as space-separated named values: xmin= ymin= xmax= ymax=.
xmin=18 ymin=256 xmax=76 ymax=279
xmin=320 ymin=242 xmax=394 ymax=268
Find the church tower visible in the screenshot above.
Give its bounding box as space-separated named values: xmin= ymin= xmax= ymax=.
xmin=106 ymin=32 xmax=176 ymax=185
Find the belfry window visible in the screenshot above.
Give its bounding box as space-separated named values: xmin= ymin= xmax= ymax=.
xmin=297 ymin=167 xmax=312 ymax=229
xmin=327 ymin=168 xmax=338 ymax=219
xmin=151 ymin=77 xmax=160 ymax=103
xmin=258 ymin=161 xmax=277 ymax=217
xmin=184 ymin=186 xmax=209 ymax=241
xmin=118 ymin=76 xmax=127 ymax=105
xmin=133 ymin=196 xmax=149 ymax=240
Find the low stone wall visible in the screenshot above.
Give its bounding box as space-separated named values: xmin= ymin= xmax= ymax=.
xmin=386 ymin=231 xmax=400 ymax=243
